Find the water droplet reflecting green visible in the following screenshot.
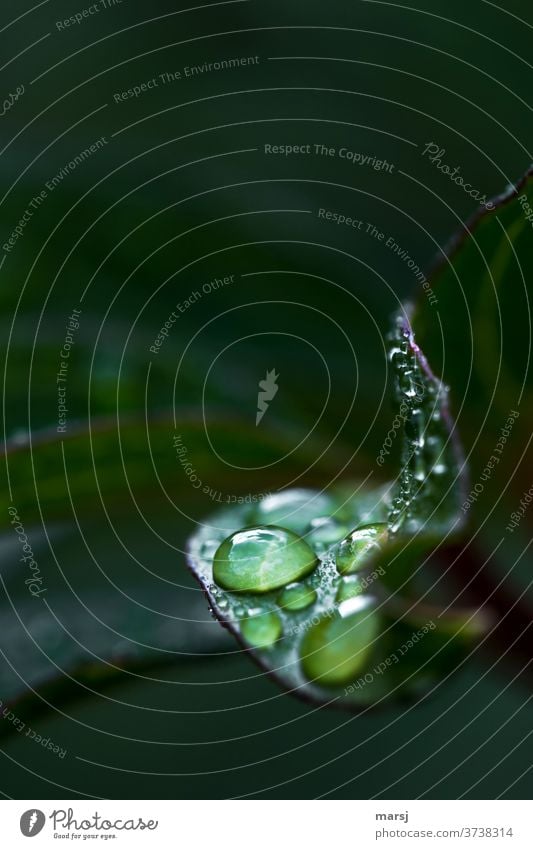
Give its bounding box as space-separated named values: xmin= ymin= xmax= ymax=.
xmin=300 ymin=601 xmax=380 ymax=686
xmin=335 ymin=523 xmax=388 ymax=575
xmin=278 ymin=582 xmax=317 ymax=611
xmin=241 ymin=611 xmax=282 ymax=648
xmin=213 ymin=525 xmax=317 ymax=593
xmin=253 ymin=489 xmax=333 ymax=534
xmin=308 ymin=517 xmax=348 ymax=549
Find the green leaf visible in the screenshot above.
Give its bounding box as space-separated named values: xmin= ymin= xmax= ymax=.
xmin=0 ymin=412 xmax=343 ymax=719
xmin=413 ymin=168 xmax=532 ymax=506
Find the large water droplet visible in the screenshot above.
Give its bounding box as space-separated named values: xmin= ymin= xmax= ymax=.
xmin=278 ymin=582 xmax=317 ymax=611
xmin=10 ymin=428 xmax=29 ymax=446
xmin=300 ymin=603 xmax=380 ymax=687
xmin=213 ymin=525 xmax=317 ymax=593
xmin=335 ymin=523 xmax=388 ymax=575
xmin=253 ymin=489 xmax=333 ymax=534
xmin=241 ymin=611 xmax=282 ymax=648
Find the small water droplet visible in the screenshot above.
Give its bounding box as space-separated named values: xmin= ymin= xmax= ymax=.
xmin=241 ymin=611 xmax=282 ymax=648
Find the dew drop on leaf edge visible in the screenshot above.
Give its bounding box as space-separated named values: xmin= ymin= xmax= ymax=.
xmin=241 ymin=611 xmax=283 ymax=648
xmin=278 ymin=582 xmax=318 ymax=612
xmin=335 ymin=523 xmax=389 ymax=576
